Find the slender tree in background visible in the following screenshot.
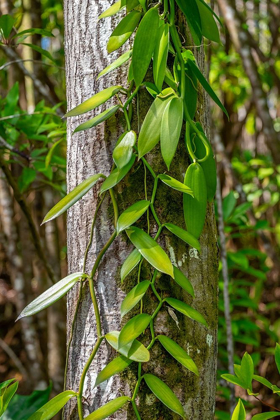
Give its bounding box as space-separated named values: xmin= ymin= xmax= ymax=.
xmin=64 ymin=1 xmax=218 ymax=419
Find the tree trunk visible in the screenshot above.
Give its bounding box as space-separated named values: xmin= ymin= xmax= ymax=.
xmin=64 ymin=2 xmax=219 ymax=419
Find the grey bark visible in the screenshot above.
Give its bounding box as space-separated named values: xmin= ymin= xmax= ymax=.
xmin=64 ymin=2 xmax=219 ymax=419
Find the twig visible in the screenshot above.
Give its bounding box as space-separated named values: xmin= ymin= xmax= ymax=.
xmin=0 ymin=45 xmax=64 ymax=117
xmin=0 ymin=59 xmax=65 ymax=71
xmin=0 ymin=135 xmax=30 ymax=161
xmin=216 ymin=175 xmax=235 ymax=414
xmin=0 ymin=337 xmax=28 ymax=379
xmin=254 ymin=396 xmax=280 ymax=413
xmin=0 ymin=155 xmax=56 ymax=284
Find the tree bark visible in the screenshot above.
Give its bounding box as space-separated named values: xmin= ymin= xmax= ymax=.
xmin=64 ymin=2 xmax=219 ymax=419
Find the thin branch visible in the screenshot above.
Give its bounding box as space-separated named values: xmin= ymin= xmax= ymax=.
xmin=0 ymin=337 xmax=28 ymax=379
xmin=216 ymin=175 xmax=236 ymax=414
xmin=0 ymin=135 xmax=30 ymax=161
xmin=0 ymin=45 xmax=64 ymax=117
xmin=0 ymin=155 xmax=56 ymax=284
xmin=0 ymin=59 xmax=65 ymax=71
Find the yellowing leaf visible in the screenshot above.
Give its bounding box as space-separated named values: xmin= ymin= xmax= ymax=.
xmin=65 ymin=86 xmax=122 ymax=117
xmin=126 ymin=226 xmax=174 ymax=277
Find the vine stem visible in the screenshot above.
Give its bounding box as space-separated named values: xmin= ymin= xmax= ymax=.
xmin=77 ymin=336 xmax=104 ymax=420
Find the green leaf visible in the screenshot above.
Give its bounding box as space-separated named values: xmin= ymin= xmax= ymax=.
xmin=121 ymin=249 xmax=142 ymax=282
xmin=164 ymin=223 xmax=201 ymax=251
xmin=65 ymin=86 xmax=122 ymax=117
xmin=42 ymin=174 xmax=103 ymax=223
xmin=100 ymin=155 xmax=136 ymax=193
xmin=121 ymin=280 xmax=150 ymax=317
xmin=184 ymin=66 xmax=198 ymax=120
xmin=28 ymin=391 xmax=76 ymax=420
xmin=221 ymin=374 xmax=246 ymax=389
xmin=132 ymin=7 xmax=159 ymax=86
xmin=0 ymin=380 xmax=16 ymax=392
xmin=158 ymin=174 xmax=193 ymax=195
xmin=74 ymin=105 xmax=120 ymax=133
xmin=143 ymin=374 xmax=185 ymax=418
xmin=95 ymin=356 xmax=133 ymax=387
xmin=127 ymin=0 xmax=140 ymax=12
xmin=175 ymin=0 xmax=202 ymax=46
xmin=253 ymin=375 xmax=273 ymax=390
xmin=16 ymin=272 xmax=83 ymax=320
xmin=240 ymin=352 xmax=254 ymax=390
xmin=275 ymin=343 xmax=280 ymax=375
xmin=113 ymin=130 xmax=137 ymax=169
xmin=252 ymin=414 xmax=280 ymax=420
xmin=98 ymin=0 xmax=123 ymax=19
xmin=118 ymin=313 xmax=151 ymax=349
xmin=0 ymin=15 xmax=16 ymax=38
xmin=187 ymin=60 xmax=228 ymax=118
xmin=173 ymin=266 xmax=194 ymax=297
xmin=46 ymin=139 xmax=63 ymax=168
xmin=138 ymin=88 xmax=175 ymax=158
xmin=231 ymin=399 xmax=246 ymax=420
xmin=105 ymin=331 xmax=150 ymax=362
xmin=197 ymin=0 xmax=223 ymax=26
xmin=21 ymin=43 xmax=55 ymax=63
xmin=126 ymin=226 xmax=174 ymax=278
xmin=165 ymin=297 xmax=207 ymax=326
xmin=85 ymin=397 xmax=130 ymax=420
xmin=0 ymin=381 xmax=18 ymax=416
xmin=223 ymin=191 xmax=237 ymax=220
xmin=97 ymin=50 xmax=132 ymax=80
xmin=1 ymin=386 xmax=51 ymax=420
xmin=107 ymin=11 xmax=141 ymax=53
xmin=158 ymin=335 xmax=198 ymax=375
xmin=117 ymin=200 xmax=150 ymax=234
xmin=153 ymin=23 xmax=169 ymax=91
xmin=161 ymin=97 xmax=184 ymax=170
xmin=14 ymin=28 xmax=54 ymax=38
xmin=195 ymin=0 xmax=220 ymax=43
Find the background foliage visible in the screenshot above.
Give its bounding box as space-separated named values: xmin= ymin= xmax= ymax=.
xmin=0 ymin=0 xmax=279 ymax=418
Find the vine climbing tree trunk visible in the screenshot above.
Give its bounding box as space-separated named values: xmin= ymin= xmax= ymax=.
xmin=64 ymin=2 xmax=219 ymax=419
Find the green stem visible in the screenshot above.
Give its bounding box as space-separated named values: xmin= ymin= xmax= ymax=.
xmin=77 ymin=336 xmax=104 ymax=419
xmin=132 ymin=400 xmax=142 ymax=420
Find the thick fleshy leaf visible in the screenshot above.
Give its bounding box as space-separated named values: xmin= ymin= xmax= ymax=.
xmin=95 ymin=356 xmax=132 ymax=387
xmin=138 ymin=88 xmax=175 ymax=158
xmin=85 ymin=397 xmax=130 ymax=420
xmin=65 ymin=86 xmax=122 ymax=117
xmin=16 ymin=273 xmax=83 ymax=320
xmin=252 ymin=413 xmax=280 ymax=420
xmin=173 ymin=266 xmax=194 ymax=297
xmin=195 ymin=0 xmax=220 ymax=43
xmin=165 ymin=298 xmax=207 ymax=326
xmin=132 ymin=7 xmax=159 ymax=86
xmin=28 ymin=391 xmax=76 ymax=420
xmin=117 ymin=200 xmax=150 ymax=234
xmin=187 ymin=60 xmax=228 ymax=118
xmin=42 ymin=174 xmax=103 ymax=223
xmin=158 ymin=335 xmax=198 ymax=375
xmin=165 ymin=223 xmax=201 ymax=251
xmin=113 ymin=130 xmax=137 ymax=169
xmin=153 ymin=23 xmax=169 ymax=91
xmin=143 ymin=374 xmax=185 ymax=418
xmin=175 ymin=0 xmax=202 ymax=46
xmin=97 ymin=50 xmax=132 ymax=80
xmin=98 ymin=0 xmax=123 ymax=19
xmin=118 ymin=313 xmax=151 ymax=349
xmin=74 ymin=105 xmax=119 ymax=133
xmin=126 ymin=226 xmax=174 ymax=278
xmin=105 ymin=331 xmax=150 ymax=362
xmin=100 ymin=155 xmax=136 ymax=193
xmin=127 ymin=0 xmax=140 ymax=12
xmin=231 ymin=399 xmax=246 ymax=420
xmin=121 ymin=249 xmax=142 ymax=282
xmin=158 ymin=174 xmax=193 ymax=195
xmin=161 ymin=97 xmax=184 ymax=169
xmin=121 ymin=280 xmax=150 ymax=317
xmin=107 ymin=11 xmax=141 ymax=53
